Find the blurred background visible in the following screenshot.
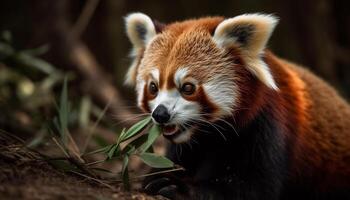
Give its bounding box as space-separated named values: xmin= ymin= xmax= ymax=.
xmin=1 ymin=0 xmax=350 ymax=162
xmin=0 ymin=0 xmax=349 ymax=198
xmin=2 ymin=0 xmax=350 ymax=138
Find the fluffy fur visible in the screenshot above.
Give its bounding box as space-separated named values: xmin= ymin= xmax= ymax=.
xmin=124 ymin=13 xmax=350 ymax=200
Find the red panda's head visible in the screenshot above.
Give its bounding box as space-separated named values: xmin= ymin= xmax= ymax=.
xmin=125 ymin=13 xmax=278 ymax=143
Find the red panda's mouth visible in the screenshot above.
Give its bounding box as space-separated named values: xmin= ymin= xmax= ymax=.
xmin=161 ymin=124 xmax=179 ymax=136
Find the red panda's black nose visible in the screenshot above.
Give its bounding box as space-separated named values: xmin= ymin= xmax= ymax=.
xmin=152 ymin=105 xmax=170 ymax=124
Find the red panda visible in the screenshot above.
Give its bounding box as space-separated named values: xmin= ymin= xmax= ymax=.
xmin=124 ymin=13 xmax=350 ymax=200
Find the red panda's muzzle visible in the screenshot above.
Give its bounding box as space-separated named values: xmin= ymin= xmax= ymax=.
xmin=161 ymin=124 xmax=179 ymax=136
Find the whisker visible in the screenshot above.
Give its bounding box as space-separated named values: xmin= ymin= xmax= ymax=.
xmin=112 ymin=113 xmax=151 ymax=126
xmin=182 ymin=116 xmax=227 ymax=142
xmin=216 ymin=118 xmax=239 ymax=137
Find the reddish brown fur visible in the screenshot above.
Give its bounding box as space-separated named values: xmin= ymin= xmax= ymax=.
xmin=232 ymin=48 xmax=350 ymax=189
xmin=263 ymin=52 xmax=350 ymax=190
xmin=152 ymin=17 xmax=350 ymax=189
xmin=130 ymin=15 xmax=350 ymax=197
xmin=138 ymin=17 xmax=227 ymax=115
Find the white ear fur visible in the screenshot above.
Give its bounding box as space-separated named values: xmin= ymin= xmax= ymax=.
xmin=213 ymin=14 xmax=278 ymax=90
xmin=124 ymin=13 xmax=156 ymax=86
xmin=125 ymin=13 xmax=157 ymax=50
xmin=124 ymin=58 xmax=138 ymax=86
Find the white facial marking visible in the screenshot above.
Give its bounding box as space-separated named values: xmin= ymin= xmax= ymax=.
xmin=150 ymin=68 xmax=160 ymax=83
xmin=136 ymin=68 xmax=159 ymax=108
xmin=136 ymin=79 xmax=145 ymax=108
xmin=203 ymin=75 xmax=237 ymax=116
xmin=149 ymin=89 xmax=180 ymax=114
xmin=149 ymin=88 xmax=199 ymax=143
xmin=145 ymin=67 xmax=201 ymax=144
xmin=174 ymin=67 xmax=188 ymax=87
xmin=173 ymin=130 xmax=193 ymax=143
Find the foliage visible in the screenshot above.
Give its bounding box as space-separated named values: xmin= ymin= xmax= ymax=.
xmin=105 ymin=116 xmax=174 ymax=189
xmin=49 ymin=78 xmax=174 ymax=190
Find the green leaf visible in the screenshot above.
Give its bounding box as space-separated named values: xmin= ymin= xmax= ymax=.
xmin=121 ymin=145 xmax=136 ymax=155
xmin=139 ymin=125 xmax=161 ymax=153
xmin=79 ymin=96 xmax=91 ymax=128
xmin=122 ymin=156 xmax=130 ymax=190
xmin=1 ymin=30 xmax=12 ymax=44
xmin=14 ymin=51 xmax=57 ymax=74
xmin=0 ymin=42 xmax=14 ymax=58
xmin=52 ymin=116 xmax=61 ymax=135
xmin=107 ymin=144 xmax=121 ymax=159
xmin=27 ymin=129 xmax=46 ymax=148
xmin=105 ymin=128 xmax=126 ymax=159
xmin=146 ymin=145 xmax=154 ymax=153
xmin=116 ymin=128 xmax=126 ymax=143
xmin=120 ymin=117 xmax=151 ymax=142
xmin=139 ymin=153 xmax=174 ymax=168
xmin=127 ymin=134 xmax=148 ymax=149
xmin=83 ymin=145 xmax=111 ymax=156
xmin=21 ymin=44 xmax=49 ymax=56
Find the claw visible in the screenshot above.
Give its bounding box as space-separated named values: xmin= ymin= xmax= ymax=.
xmin=158 ymin=185 xmax=178 ymax=199
xmin=144 ymin=177 xmax=172 ymax=194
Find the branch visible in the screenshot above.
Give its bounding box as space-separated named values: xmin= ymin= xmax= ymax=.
xmin=30 ymin=0 xmax=137 ymax=126
xmin=71 ymin=0 xmax=101 ymax=38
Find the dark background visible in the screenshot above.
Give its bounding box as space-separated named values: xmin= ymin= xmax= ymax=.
xmin=1 ymin=0 xmax=349 ymax=140
xmin=1 ymin=0 xmax=350 ymax=97
xmin=0 ymin=1 xmax=349 ymax=198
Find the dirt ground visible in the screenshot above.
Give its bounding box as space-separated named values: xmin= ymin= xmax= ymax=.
xmin=0 ymin=132 xmax=166 ymax=200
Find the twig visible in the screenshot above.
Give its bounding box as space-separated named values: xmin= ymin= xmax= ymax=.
xmin=67 ymin=156 xmax=98 ymax=179
xmin=52 ymin=137 xmax=97 ymax=178
xmin=82 ymin=99 xmax=112 ymax=153
xmin=109 ymin=167 xmax=185 ymax=183
xmin=45 ymin=157 xmax=69 ymax=161
xmin=66 ymin=131 xmax=87 ymax=164
xmin=52 ymin=137 xmax=70 ymax=158
xmin=70 ymin=170 xmax=115 ymax=190
xmin=81 ymin=145 xmax=111 ymax=157
xmin=0 ymin=129 xmax=26 ymax=143
xmin=131 ymin=167 xmax=185 ymax=180
xmin=85 ymin=159 xmax=107 ymax=166
xmin=71 ymin=0 xmax=100 ymax=38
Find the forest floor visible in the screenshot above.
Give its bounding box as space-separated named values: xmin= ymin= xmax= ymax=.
xmin=0 ymin=132 xmax=166 ymax=200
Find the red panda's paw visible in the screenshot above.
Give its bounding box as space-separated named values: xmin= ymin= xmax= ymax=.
xmin=143 ymin=177 xmax=189 ymax=200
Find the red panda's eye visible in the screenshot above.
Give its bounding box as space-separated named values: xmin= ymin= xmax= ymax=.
xmin=181 ymin=83 xmax=195 ymax=95
xmin=149 ymin=82 xmax=158 ymax=95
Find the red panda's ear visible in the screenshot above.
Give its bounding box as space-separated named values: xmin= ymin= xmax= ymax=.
xmin=213 ymin=14 xmax=279 ymax=90
xmin=124 ymin=13 xmax=157 ymax=86
xmin=125 ymin=13 xmax=157 ymax=50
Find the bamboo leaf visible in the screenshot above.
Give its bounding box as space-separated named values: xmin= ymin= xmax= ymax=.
xmin=1 ymin=30 xmax=12 ymax=44
xmin=21 ymin=44 xmax=49 ymax=56
xmin=127 ymin=134 xmax=148 ymax=149
xmin=122 ymin=156 xmax=130 ymax=190
xmin=122 ymin=145 xmax=136 ymax=155
xmin=119 ymin=116 xmax=151 ymax=142
xmin=139 ymin=125 xmax=161 ymax=153
xmin=14 ymin=51 xmax=56 ymax=74
xmin=139 ymin=153 xmax=174 ymax=168
xmin=52 ymin=116 xmax=61 ymax=135
xmin=116 ymin=128 xmax=126 ymax=143
xmin=107 ymin=144 xmax=120 ymax=159
xmin=83 ymin=145 xmax=111 ymax=156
